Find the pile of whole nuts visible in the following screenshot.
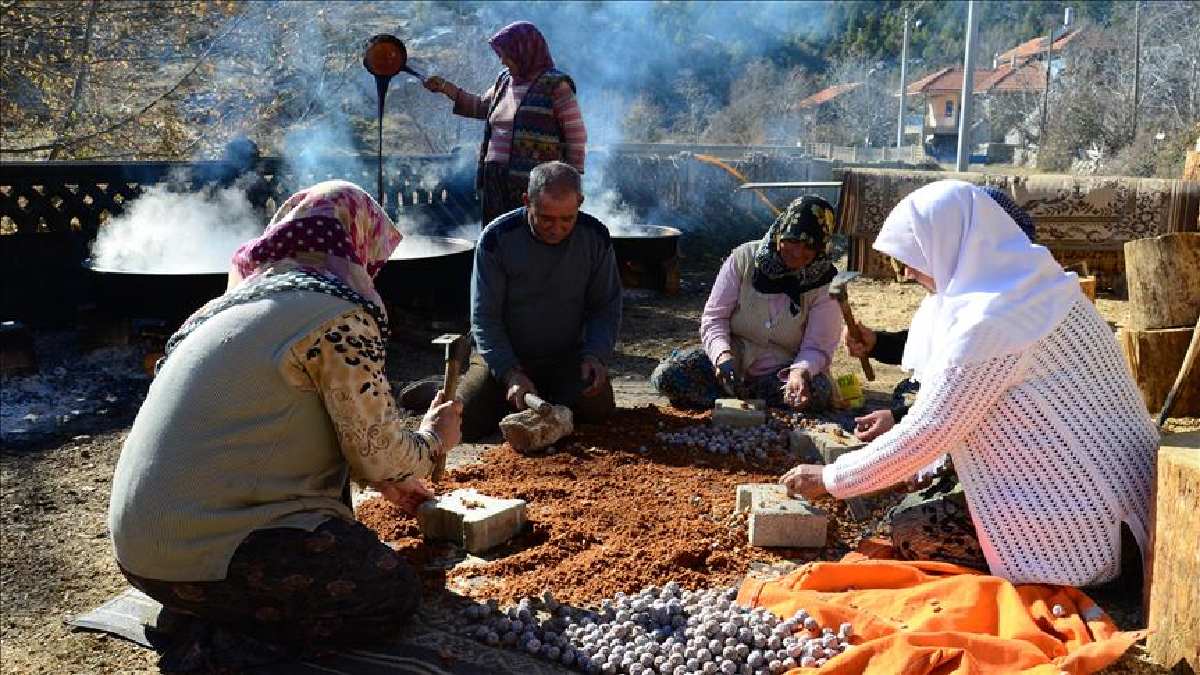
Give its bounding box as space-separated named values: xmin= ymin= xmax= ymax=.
xmin=457 ymin=583 xmax=856 ymax=674
xmin=654 ymin=423 xmax=789 ymax=460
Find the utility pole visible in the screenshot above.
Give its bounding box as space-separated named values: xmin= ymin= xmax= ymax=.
xmin=1039 ymin=28 xmax=1053 ymax=160
xmin=1132 ymin=0 xmax=1141 ymax=141
xmin=955 ymin=0 xmax=978 ymax=172
xmin=896 ymin=7 xmax=911 ymax=149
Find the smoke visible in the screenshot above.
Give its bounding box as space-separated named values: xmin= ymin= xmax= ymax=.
xmin=90 ymin=184 xmax=261 ymax=273
xmin=472 ymin=1 xmax=834 ymax=145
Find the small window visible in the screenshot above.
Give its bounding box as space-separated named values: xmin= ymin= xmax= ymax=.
xmin=944 ymin=99 xmax=955 ymax=119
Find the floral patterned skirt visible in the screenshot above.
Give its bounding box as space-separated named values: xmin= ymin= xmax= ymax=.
xmin=886 ymin=462 xmax=988 ymax=571
xmin=650 ymin=346 xmax=832 ymax=412
xmin=120 ymin=517 xmax=420 ymax=673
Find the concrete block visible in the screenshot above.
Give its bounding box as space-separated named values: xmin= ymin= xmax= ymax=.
xmin=736 ymin=483 xmax=777 ymax=513
xmin=737 ymin=483 xmax=829 ymax=548
xmin=791 ymin=425 xmax=866 ymax=464
xmin=713 ymin=398 xmax=767 ymax=427
xmin=417 ymin=489 xmax=527 ymax=553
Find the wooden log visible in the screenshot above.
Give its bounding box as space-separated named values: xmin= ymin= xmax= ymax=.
xmin=1145 ymin=431 xmax=1200 ymax=673
xmin=1120 ymin=327 xmax=1200 ymax=416
xmin=1160 ymin=319 xmax=1200 ymax=425
xmin=1124 ymin=233 xmax=1200 ymax=330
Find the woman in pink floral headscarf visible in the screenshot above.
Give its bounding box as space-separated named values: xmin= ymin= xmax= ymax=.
xmin=109 ymin=181 xmax=461 ymax=671
xmin=422 ymin=21 xmax=588 ymax=225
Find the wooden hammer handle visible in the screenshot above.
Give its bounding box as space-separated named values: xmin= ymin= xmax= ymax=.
xmin=836 ymin=298 xmax=876 ymax=382
xmin=430 ymin=358 xmax=463 ymax=483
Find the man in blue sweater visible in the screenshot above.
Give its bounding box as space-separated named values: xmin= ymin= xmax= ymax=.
xmin=459 ymin=161 xmax=622 ymax=441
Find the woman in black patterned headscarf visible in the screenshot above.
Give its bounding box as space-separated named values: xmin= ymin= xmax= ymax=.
xmin=652 ymin=196 xmax=845 ymax=412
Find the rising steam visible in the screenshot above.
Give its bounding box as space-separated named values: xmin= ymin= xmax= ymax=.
xmin=90 ymin=185 xmax=262 ymax=273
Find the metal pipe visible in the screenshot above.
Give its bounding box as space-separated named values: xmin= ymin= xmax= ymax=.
xmin=897 ymin=8 xmax=910 ymax=149
xmin=1039 ymin=29 xmax=1053 ymax=161
xmin=955 ymin=0 xmax=978 ymax=172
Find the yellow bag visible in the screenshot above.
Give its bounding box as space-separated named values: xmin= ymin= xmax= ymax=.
xmin=835 ymin=372 xmax=865 ymax=409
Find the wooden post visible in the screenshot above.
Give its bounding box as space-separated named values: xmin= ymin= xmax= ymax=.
xmin=1120 ymin=327 xmax=1200 ymax=416
xmin=1145 ymin=431 xmax=1200 ymax=673
xmin=1124 ymin=233 xmax=1200 ymax=331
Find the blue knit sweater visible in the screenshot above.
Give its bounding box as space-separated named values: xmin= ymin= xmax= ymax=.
xmin=471 ymin=207 xmax=622 ymax=379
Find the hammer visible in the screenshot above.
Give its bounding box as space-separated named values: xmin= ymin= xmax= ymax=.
xmin=829 ymin=271 xmax=875 ymax=382
xmin=430 ymin=333 xmax=472 ymax=482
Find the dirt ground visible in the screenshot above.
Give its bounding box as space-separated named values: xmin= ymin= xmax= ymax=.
xmin=1 ymin=254 xmax=1190 ymax=674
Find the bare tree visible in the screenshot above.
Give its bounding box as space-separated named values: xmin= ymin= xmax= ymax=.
xmin=822 ymin=57 xmax=896 ymax=148
xmin=670 ymin=69 xmax=716 ymax=141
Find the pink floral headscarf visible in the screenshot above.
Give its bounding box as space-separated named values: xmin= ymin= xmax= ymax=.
xmin=489 ymin=21 xmax=555 ymax=84
xmin=231 ymin=180 xmax=402 ymax=311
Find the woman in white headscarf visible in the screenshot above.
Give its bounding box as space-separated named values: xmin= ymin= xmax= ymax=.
xmin=781 ymin=180 xmax=1157 ymax=587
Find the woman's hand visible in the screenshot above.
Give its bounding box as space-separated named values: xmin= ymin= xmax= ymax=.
xmin=422 ymin=76 xmax=458 ymax=99
xmin=714 ymin=351 xmax=738 ymax=396
xmin=420 ymin=390 xmax=462 ymax=456
xmin=843 ymin=324 xmax=877 ymax=359
xmin=372 ymin=477 xmax=433 ymax=517
xmin=854 ymin=409 xmax=895 ymax=441
xmin=783 ymin=366 xmax=812 ymax=409
xmin=779 ymin=464 xmax=829 ymax=500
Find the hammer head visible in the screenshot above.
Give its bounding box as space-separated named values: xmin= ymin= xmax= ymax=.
xmin=432 ymin=333 xmax=471 ymax=368
xmin=828 ymin=270 xmax=861 ymax=300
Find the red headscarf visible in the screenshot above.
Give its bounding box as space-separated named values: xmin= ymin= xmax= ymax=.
xmin=488 ymin=21 xmax=555 ymax=84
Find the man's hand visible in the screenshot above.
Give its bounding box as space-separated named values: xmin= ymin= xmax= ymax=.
xmin=504 ymin=369 xmax=536 ymax=410
xmin=779 ymin=464 xmax=829 ymax=500
xmin=420 ymin=390 xmax=462 ymax=455
xmin=580 ymin=355 xmax=608 ymax=397
xmin=372 ymin=477 xmax=433 ymax=517
xmin=854 ymin=409 xmax=895 ymax=441
xmin=843 ymin=324 xmax=877 ymax=359
xmin=783 ymin=366 xmax=812 ymax=410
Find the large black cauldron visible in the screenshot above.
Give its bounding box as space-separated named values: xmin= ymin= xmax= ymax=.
xmin=610 ymin=225 xmax=682 ymax=293
xmin=84 ymin=260 xmax=228 ymax=326
xmin=374 ymin=235 xmax=475 ymax=325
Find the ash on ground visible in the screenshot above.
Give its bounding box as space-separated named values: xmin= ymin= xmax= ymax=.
xmin=1 ymin=332 xmax=150 ymax=447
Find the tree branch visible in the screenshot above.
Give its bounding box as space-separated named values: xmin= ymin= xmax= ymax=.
xmin=48 ymin=0 xmax=97 ymax=160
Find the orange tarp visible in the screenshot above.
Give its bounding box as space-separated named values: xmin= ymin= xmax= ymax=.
xmin=737 ymin=559 xmax=1144 ymax=674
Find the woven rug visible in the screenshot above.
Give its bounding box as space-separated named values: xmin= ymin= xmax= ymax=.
xmin=836 ymin=169 xmax=1200 ymax=245
xmin=69 ymin=588 xmax=572 ymax=674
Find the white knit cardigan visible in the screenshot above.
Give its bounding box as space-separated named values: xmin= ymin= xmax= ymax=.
xmin=823 ymin=299 xmax=1158 ymax=586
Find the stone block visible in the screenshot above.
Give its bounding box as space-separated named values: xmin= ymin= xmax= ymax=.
xmin=713 ymin=398 xmax=767 ymax=428
xmin=417 ymin=489 xmax=527 ymax=553
xmin=500 ymin=404 xmax=573 ymax=451
xmin=737 ymin=483 xmax=829 ymax=548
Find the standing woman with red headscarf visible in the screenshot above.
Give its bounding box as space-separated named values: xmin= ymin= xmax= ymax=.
xmin=424 ymin=21 xmax=587 ymax=226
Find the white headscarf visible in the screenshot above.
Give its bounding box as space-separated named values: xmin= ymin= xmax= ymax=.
xmin=874 ymin=180 xmax=1082 ymax=382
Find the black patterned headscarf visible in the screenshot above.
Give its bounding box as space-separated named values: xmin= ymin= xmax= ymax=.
xmin=751 ymin=196 xmax=839 ymax=311
xmin=980 ymin=186 xmax=1037 ymax=243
